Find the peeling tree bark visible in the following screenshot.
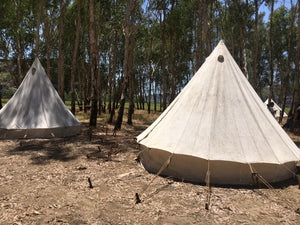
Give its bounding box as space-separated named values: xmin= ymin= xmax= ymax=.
xmin=89 ymin=0 xmax=98 ymax=127
xmin=267 ymin=0 xmax=274 ymax=104
xmin=71 ymin=0 xmax=81 ymax=115
xmin=15 ymin=0 xmax=23 ymax=86
xmin=169 ymin=0 xmax=176 ymax=104
xmin=58 ymin=0 xmax=66 ymax=102
xmin=160 ymin=7 xmax=167 ymax=111
xmin=114 ymin=0 xmax=131 ymax=130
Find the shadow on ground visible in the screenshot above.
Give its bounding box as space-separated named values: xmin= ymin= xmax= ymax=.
xmin=7 ymin=122 xmax=143 ymax=165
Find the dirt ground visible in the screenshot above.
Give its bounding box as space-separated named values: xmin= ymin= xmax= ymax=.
xmin=0 ymin=112 xmax=300 ymax=224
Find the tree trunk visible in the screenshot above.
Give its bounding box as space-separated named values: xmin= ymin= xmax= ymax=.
xmin=289 ymin=0 xmax=300 ymax=115
xmin=281 ymin=0 xmax=296 ymax=122
xmin=160 ymin=87 xmax=162 ymax=111
xmin=235 ymin=0 xmax=247 ymax=72
xmin=108 ymin=32 xmax=118 ymax=123
xmin=89 ymin=0 xmax=98 ymax=127
xmin=97 ymin=53 xmax=102 ymax=116
xmin=196 ymin=0 xmax=203 ymax=69
xmin=78 ymin=66 xmax=83 ymax=111
xmin=169 ymin=0 xmax=176 ymax=104
xmin=15 ymin=0 xmax=23 ymax=86
xmin=139 ymin=69 xmax=143 ymax=110
xmin=108 ymin=45 xmax=113 ymax=114
xmin=71 ymin=0 xmax=81 ymax=115
xmin=267 ymin=0 xmax=274 ymax=104
xmin=58 ymin=0 xmax=65 ymax=102
xmin=252 ymin=0 xmax=259 ymax=92
xmin=160 ymin=7 xmax=167 ymax=111
xmin=97 ymin=3 xmax=103 ymax=116
xmin=103 ymin=91 xmax=107 ymax=113
xmin=203 ymin=0 xmax=211 ymax=54
xmin=127 ymin=3 xmax=136 ymax=125
xmin=44 ymin=8 xmax=51 ymax=80
xmin=243 ymin=0 xmax=249 ymax=79
xmin=0 ymin=86 xmax=2 ymax=109
xmin=239 ymin=26 xmax=244 ymax=72
xmin=292 ymin=0 xmax=300 ymax=113
xmin=114 ymin=0 xmax=131 ymax=130
xmin=82 ymin=59 xmax=90 ymax=113
xmin=141 ymin=68 xmax=145 ymax=110
xmin=148 ymin=61 xmax=155 ymax=114
xmin=35 ymin=0 xmax=43 ymax=57
xmin=154 ymin=80 xmax=157 ymax=112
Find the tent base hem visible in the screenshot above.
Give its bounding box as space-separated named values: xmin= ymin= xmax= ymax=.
xmin=139 ymin=147 xmax=298 ymax=185
xmin=0 ymin=125 xmax=81 ymax=139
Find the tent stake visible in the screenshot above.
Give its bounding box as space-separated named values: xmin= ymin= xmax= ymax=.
xmin=135 ymin=153 xmax=173 ymax=204
xmin=88 ymin=177 xmax=93 ymax=188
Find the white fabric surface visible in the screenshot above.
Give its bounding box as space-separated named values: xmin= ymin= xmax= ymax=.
xmin=264 ymin=99 xmax=288 ymax=118
xmin=137 ymin=40 xmax=300 ymax=184
xmin=0 ymin=58 xmax=81 ymax=138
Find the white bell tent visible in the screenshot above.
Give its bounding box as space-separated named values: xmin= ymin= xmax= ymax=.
xmin=0 ymin=58 xmax=81 ymax=138
xmin=137 ymin=40 xmax=300 ymax=185
xmin=264 ymin=99 xmax=288 ymax=118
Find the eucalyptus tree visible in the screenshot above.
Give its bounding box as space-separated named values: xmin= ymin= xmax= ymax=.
xmin=114 ymin=0 xmax=133 ymax=130
xmin=292 ymin=0 xmax=300 ymax=113
xmin=35 ymin=0 xmax=44 ymax=57
xmin=159 ymin=0 xmax=168 ymax=110
xmin=89 ymin=0 xmax=98 ymax=127
xmin=0 ymin=0 xmax=36 ymax=87
xmin=169 ymin=0 xmax=176 ymax=103
xmin=280 ymin=1 xmax=297 ymax=122
xmin=266 ymin=0 xmax=275 ymax=104
xmin=57 ymin=0 xmax=69 ymax=102
xmin=105 ymin=0 xmax=125 ymax=123
xmin=146 ymin=0 xmax=169 ymax=111
xmin=252 ymin=0 xmax=263 ymax=92
xmin=195 ymin=0 xmax=204 ymax=70
xmin=127 ymin=0 xmax=141 ymax=125
xmin=70 ymin=0 xmax=81 ymax=115
xmin=171 ymin=0 xmax=195 ymax=90
xmin=271 ymin=6 xmax=293 ymax=107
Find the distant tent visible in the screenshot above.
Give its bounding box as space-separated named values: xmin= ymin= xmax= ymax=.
xmin=264 ymin=99 xmax=288 ymax=118
xmin=0 ymin=58 xmax=81 ymax=138
xmin=137 ymin=40 xmax=300 ymax=185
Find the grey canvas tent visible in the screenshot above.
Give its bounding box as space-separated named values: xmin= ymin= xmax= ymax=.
xmin=0 ymin=58 xmax=81 ymax=138
xmin=264 ymin=99 xmax=288 ymax=118
xmin=137 ymin=40 xmax=300 ymax=185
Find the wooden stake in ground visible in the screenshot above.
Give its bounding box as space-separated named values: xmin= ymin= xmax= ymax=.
xmin=88 ymin=177 xmax=93 ymax=188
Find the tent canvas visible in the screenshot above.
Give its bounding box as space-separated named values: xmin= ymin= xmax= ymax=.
xmin=264 ymin=99 xmax=288 ymax=118
xmin=0 ymin=58 xmax=81 ymax=138
xmin=137 ymin=40 xmax=300 ymax=185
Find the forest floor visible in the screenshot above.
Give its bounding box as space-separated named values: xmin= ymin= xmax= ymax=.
xmin=0 ymin=110 xmax=300 ymax=224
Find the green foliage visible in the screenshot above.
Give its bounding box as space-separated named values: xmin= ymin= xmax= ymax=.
xmin=0 ymin=0 xmax=298 ymax=111
xmin=0 ymin=60 xmax=15 ymax=98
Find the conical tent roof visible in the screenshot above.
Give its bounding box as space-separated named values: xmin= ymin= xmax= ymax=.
xmin=0 ymin=58 xmax=81 ymax=138
xmin=137 ymin=40 xmax=300 ymax=185
xmin=264 ymin=99 xmax=288 ymax=118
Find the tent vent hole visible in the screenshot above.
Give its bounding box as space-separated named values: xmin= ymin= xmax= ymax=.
xmin=32 ymin=68 xmax=36 ymax=75
xmin=218 ymin=55 xmax=224 ymax=63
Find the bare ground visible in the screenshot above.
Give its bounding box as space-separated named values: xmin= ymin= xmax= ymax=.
xmin=0 ymin=113 xmax=300 ymax=225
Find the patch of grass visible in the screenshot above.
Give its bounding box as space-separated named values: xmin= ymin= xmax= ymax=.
xmin=132 ymin=110 xmax=161 ymax=125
